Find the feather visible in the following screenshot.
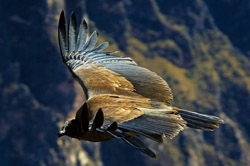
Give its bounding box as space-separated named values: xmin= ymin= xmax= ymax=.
xmin=119 ymin=127 xmax=164 ymax=143
xmin=88 ymin=55 xmax=136 ymax=65
xmin=120 ymin=109 xmax=186 ymax=139
xmin=140 ymin=147 xmax=156 ymax=159
xmin=81 ymin=31 xmax=98 ymax=52
xmin=58 ymin=10 xmax=68 ymax=60
xmin=76 ymin=19 xmax=88 ymax=52
xmin=106 ymin=129 xmax=156 ymax=158
xmin=104 ymin=64 xmax=173 ymax=103
xmin=68 ymin=12 xmax=77 ymax=53
xmin=91 ymin=42 xmax=109 ymax=52
xmin=99 ymin=51 xmax=119 ymax=55
xmin=122 ymin=136 xmax=156 ymax=159
xmin=178 ymin=109 xmax=224 ymax=131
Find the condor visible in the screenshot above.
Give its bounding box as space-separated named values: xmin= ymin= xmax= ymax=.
xmin=57 ymin=11 xmax=224 ymax=158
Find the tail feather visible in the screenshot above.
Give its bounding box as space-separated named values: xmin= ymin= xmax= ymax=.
xmin=178 ymin=109 xmax=224 ymax=131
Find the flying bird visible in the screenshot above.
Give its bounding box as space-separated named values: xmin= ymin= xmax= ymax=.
xmin=57 ymin=11 xmax=224 ymax=158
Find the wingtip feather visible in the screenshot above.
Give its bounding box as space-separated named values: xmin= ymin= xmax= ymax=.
xmin=81 ymin=30 xmax=98 ymax=52
xmin=58 ymin=10 xmax=68 ymax=59
xmin=83 ymin=19 xmax=88 ymax=29
xmin=68 ymin=12 xmax=77 ymax=53
xmin=76 ymin=19 xmax=88 ymax=51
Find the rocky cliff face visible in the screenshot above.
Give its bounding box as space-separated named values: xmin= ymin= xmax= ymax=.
xmin=1 ymin=0 xmax=250 ymax=166
xmin=204 ymin=0 xmax=250 ymax=59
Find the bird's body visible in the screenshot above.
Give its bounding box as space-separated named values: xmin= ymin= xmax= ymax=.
xmin=57 ymin=11 xmax=224 ymax=158
xmin=79 ymin=129 xmax=113 ymax=142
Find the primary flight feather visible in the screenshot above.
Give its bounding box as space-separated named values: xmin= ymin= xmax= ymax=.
xmin=57 ymin=11 xmax=224 ymax=158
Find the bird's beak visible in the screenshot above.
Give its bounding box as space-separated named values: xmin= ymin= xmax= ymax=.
xmin=58 ymin=130 xmax=65 ymax=138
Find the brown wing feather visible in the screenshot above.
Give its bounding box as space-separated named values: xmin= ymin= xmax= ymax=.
xmin=104 ymin=64 xmax=173 ymax=104
xmin=102 ymin=106 xmax=144 ymax=125
xmin=86 ymin=94 xmax=152 ymax=111
xmin=73 ymin=63 xmax=144 ymax=99
xmin=84 ymin=94 xmax=153 ymax=125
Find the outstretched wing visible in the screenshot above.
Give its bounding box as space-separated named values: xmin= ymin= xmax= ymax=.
xmin=58 ymin=11 xmax=173 ymax=103
xmin=83 ymin=94 xmax=185 ymax=140
xmin=104 ymin=64 xmax=173 ymax=104
xmin=58 ymin=11 xmax=140 ymax=100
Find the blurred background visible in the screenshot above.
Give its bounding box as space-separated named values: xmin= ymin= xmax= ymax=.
xmin=1 ymin=0 xmax=250 ymax=165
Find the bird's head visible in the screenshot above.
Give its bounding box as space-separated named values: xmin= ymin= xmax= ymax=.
xmin=58 ymin=119 xmax=81 ymax=139
xmin=58 ymin=103 xmax=91 ymax=139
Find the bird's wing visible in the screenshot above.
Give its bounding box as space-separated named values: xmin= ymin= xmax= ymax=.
xmin=58 ymin=11 xmax=140 ymax=100
xmin=84 ymin=94 xmax=152 ymax=123
xmin=85 ymin=94 xmax=185 ymax=139
xmin=58 ymin=11 xmax=173 ymax=103
xmin=103 ymin=64 xmax=173 ymax=104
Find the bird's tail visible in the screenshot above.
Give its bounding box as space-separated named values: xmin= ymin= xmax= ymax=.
xmin=178 ymin=109 xmax=224 ymax=131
